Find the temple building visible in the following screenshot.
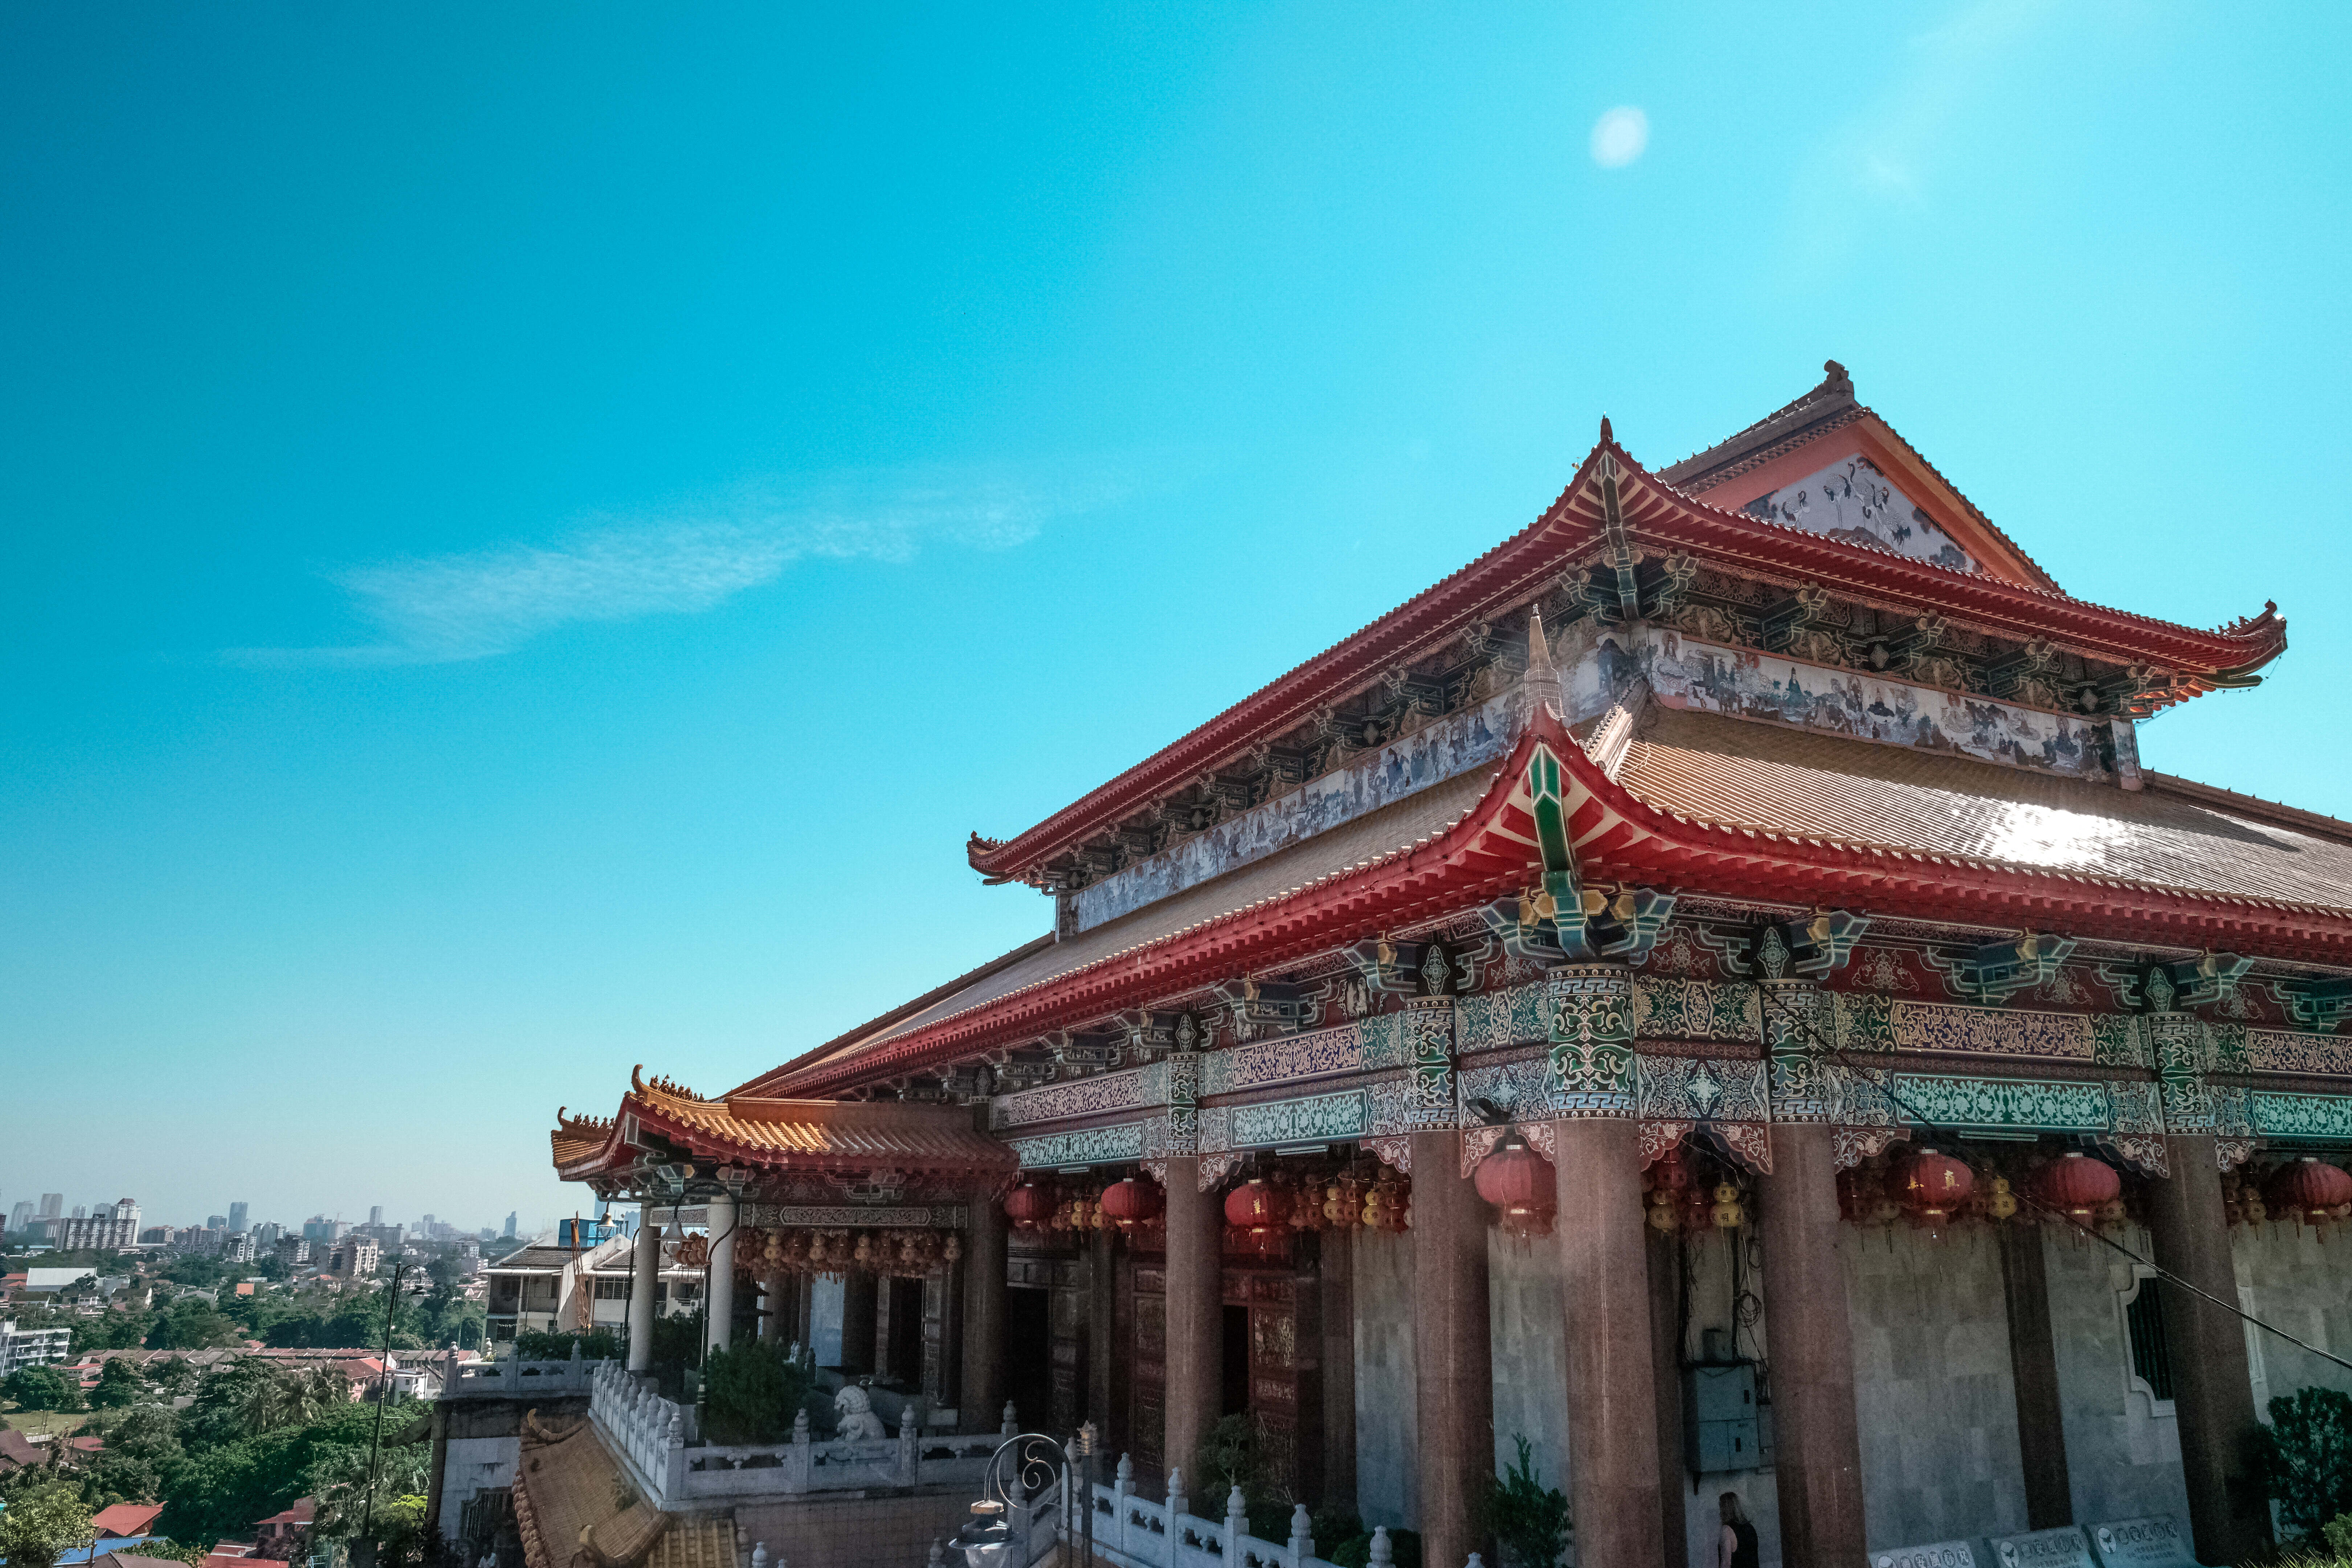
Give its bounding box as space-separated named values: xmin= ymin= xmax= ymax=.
xmin=546 ymin=363 xmax=2352 ymax=1568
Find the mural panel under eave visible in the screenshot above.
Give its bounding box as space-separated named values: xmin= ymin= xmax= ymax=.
xmin=1741 ymin=452 xmax=1979 ymax=572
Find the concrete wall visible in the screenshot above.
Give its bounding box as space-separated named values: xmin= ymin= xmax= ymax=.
xmin=2235 ymin=1218 xmax=2352 ymax=1418
xmin=1847 ymin=1225 xmax=2030 ymax=1549
xmin=735 ymin=1489 xmax=976 ymax=1568
xmin=2041 ymin=1224 xmax=2191 ymax=1527
xmin=1352 ymin=1229 xmax=1418 ymax=1532
xmin=1487 ymin=1230 xmax=1569 ymax=1491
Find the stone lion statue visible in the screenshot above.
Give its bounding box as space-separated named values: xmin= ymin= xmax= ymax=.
xmin=832 ymin=1383 xmax=887 ymax=1441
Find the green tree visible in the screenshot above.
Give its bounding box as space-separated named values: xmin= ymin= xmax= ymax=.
xmin=146 ymin=1299 xmax=244 ymax=1351
xmin=3 ymin=1365 xmax=86 ymax=1413
xmin=0 ymin=1483 xmax=95 ymax=1568
xmin=2258 ymin=1385 xmax=2352 ymax=1543
xmin=72 ymin=1313 xmax=158 ymax=1356
xmin=90 ymin=1359 xmax=144 ymax=1409
xmin=699 ymin=1341 xmax=813 ymax=1445
xmin=1486 ymin=1435 xmax=1571 ymax=1568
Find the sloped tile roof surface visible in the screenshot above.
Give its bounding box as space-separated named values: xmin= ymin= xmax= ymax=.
xmin=1614 ymin=706 xmax=2352 ymax=911
xmin=746 ymin=764 xmax=1498 ymax=1093
xmin=634 ymin=1093 xmax=1013 ymax=1168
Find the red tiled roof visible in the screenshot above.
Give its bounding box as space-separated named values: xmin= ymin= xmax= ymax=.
xmin=555 ymin=1083 xmax=1016 ymax=1181
xmin=964 ymin=424 xmax=2286 ymax=893
xmin=93 ymin=1503 xmax=166 ymax=1537
xmin=0 ymin=1428 xmax=42 ymax=1468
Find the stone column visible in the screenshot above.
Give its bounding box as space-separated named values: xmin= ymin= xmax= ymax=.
xmin=840 ymin=1275 xmax=878 ymax=1373
xmin=1089 ymin=1224 xmax=1117 ymax=1441
xmin=705 ymin=1191 xmax=739 ymax=1355
xmin=1756 ymin=1122 xmax=1867 ymax=1567
xmin=1163 ymin=1155 xmax=1222 ymax=1491
xmin=424 ymin=1398 xmax=451 ymax=1545
xmin=1997 ymin=1221 xmax=2072 ymax=1527
xmin=961 ymin=1192 xmax=1008 ymax=1431
xmin=1411 ymin=1127 xmax=1495 ymax=1568
xmin=2145 ymin=1134 xmax=2269 ymax=1562
xmin=1551 ymin=1118 xmax=1665 ymax=1568
xmin=1646 ymin=1226 xmax=1689 ymax=1567
xmin=628 ymin=1206 xmax=661 ymax=1375
xmin=759 ymin=1272 xmax=788 ymax=1343
xmin=1319 ymin=1225 xmax=1358 ymax=1511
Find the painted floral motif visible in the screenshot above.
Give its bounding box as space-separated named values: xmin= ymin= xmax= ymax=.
xmin=993 ymin=1067 xmax=1150 ymax=1129
xmin=1742 ymin=453 xmax=1976 ymax=571
xmin=1635 ymin=979 xmax=1761 ymax=1041
xmin=2091 ymin=1014 xmax=2148 ymax=1069
xmin=1761 ymin=982 xmax=1833 ymax=1120
xmin=1851 ymin=946 xmax=1919 ymax=994
xmin=1643 ymin=926 xmax=1717 ymax=979
xmin=2101 ymin=1082 xmax=2169 ymax=1177
xmin=1404 ymin=1001 xmax=1457 ymax=1128
xmin=2250 ymin=1091 xmax=2352 ymax=1140
xmin=1202 ymin=1023 xmax=1366 ymax=1095
xmin=1228 ymin=1090 xmax=1369 ymax=1149
xmin=1874 ymin=1000 xmax=2096 ymax=1061
xmin=1834 ymin=991 xmax=1897 ymax=1053
xmin=1548 ymin=968 xmax=1636 ymax=1105
xmin=2149 ymin=1014 xmax=2211 ymax=1131
xmin=1456 ymin=979 xmax=1547 ymax=1055
xmin=2245 ymin=1029 xmax=2352 ymax=1077
xmin=1887 ymin=1074 xmax=2111 ymax=1132
xmin=1637 ymin=1053 xmax=1769 ymax=1127
xmin=1009 ymin=1122 xmax=1147 ymax=1169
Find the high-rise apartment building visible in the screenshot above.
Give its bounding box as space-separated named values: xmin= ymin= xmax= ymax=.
xmin=7 ymin=1201 xmax=33 ymax=1233
xmin=228 ymin=1201 xmax=249 ymax=1233
xmin=368 ymin=1205 xmax=384 ymax=1225
xmin=39 ymin=1194 xmax=63 ymax=1218
xmin=206 ymin=1214 xmax=228 ymax=1229
xmin=503 ymin=1211 xmax=518 ymax=1238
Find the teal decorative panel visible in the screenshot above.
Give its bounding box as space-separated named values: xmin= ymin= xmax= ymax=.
xmin=1458 ymin=980 xmax=1547 ymax=1054
xmin=1636 ymin=979 xmax=1761 ymax=1041
xmin=1008 ymin=1121 xmax=1148 ymax=1168
xmin=2251 ymin=1091 xmax=2352 ymax=1140
xmin=1886 ymin=1074 xmax=2111 ymax=1132
xmin=1228 ymin=1089 xmax=1368 ymax=1148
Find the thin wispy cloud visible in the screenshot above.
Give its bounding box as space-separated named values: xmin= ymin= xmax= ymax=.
xmin=225 ymin=466 xmax=1128 ymax=667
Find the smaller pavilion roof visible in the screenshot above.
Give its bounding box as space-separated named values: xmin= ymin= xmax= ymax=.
xmin=554 ymin=1080 xmax=1016 ymax=1185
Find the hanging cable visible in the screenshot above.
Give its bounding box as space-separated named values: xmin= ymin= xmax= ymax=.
xmin=1756 ymin=985 xmax=2352 ymax=1376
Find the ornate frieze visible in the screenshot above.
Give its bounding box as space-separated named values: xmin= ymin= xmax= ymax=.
xmin=1636 ymin=1053 xmax=1773 ymax=1173
xmin=2245 ymin=1028 xmax=2352 ymax=1077
xmin=1226 ymin=1090 xmax=1371 ymax=1149
xmin=991 ymin=1066 xmax=1152 ymax=1130
xmin=1457 ymin=979 xmax=1547 ymax=1055
xmin=1635 ymin=979 xmax=1761 ymax=1041
xmin=742 ymin=1204 xmax=971 ymax=1229
xmin=1201 ymin=1021 xmax=1368 ymax=1096
xmin=1761 ymin=980 xmax=1834 ymax=1122
xmin=2100 ymin=1081 xmax=2170 ymax=1177
xmin=1547 ymin=965 xmax=1637 ymax=1114
xmin=1403 ymin=999 xmax=1456 ymax=1129
xmin=1832 ymin=997 xmax=2100 ymax=1061
xmin=1883 ymin=1074 xmax=2112 ymax=1133
xmin=1008 ymin=1122 xmax=1148 ymax=1170
xmin=2149 ymin=1013 xmax=2212 ymax=1132
xmin=2250 ymin=1091 xmax=2352 ymax=1141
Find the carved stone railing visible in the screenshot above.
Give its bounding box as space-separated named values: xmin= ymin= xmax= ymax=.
xmin=1085 ymin=1459 xmax=1350 ymax=1568
xmin=587 ymin=1358 xmax=1005 ymax=1508
xmin=441 ymin=1349 xmax=603 ymax=1400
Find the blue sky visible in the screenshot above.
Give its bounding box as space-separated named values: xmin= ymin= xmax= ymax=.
xmin=5 ymin=3 xmax=2346 ymax=1233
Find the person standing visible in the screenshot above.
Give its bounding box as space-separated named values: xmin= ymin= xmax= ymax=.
xmin=1717 ymin=1493 xmax=1760 ymax=1568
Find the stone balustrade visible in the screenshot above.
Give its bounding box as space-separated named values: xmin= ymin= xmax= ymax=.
xmin=586 ymin=1358 xmax=1006 ymax=1509
xmin=441 ymin=1350 xmax=602 ymax=1400
xmin=1085 ymin=1458 xmax=1351 ymax=1568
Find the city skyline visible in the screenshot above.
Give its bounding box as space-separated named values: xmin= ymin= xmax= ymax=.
xmin=6 ymin=2 xmax=2348 ymax=1246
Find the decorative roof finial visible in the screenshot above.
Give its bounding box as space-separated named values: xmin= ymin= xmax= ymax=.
xmin=1524 ymin=604 xmax=1557 ymax=689
xmin=1823 ymin=359 xmax=1851 ymax=393
xmin=1598 ymin=414 xmax=1614 ymax=442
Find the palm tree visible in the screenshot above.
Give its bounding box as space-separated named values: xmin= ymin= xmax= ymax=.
xmin=285 ymin=1364 xmax=350 ymax=1425
xmin=234 ymin=1371 xmax=293 ymax=1437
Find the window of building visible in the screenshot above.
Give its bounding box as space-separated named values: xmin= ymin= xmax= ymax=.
xmin=2118 ymin=1267 xmax=2175 ymax=1412
xmin=594 ymin=1278 xmax=630 ymax=1299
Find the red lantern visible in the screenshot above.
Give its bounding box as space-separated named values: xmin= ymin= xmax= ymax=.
xmin=1100 ymin=1177 xmax=1165 ymax=1231
xmin=2268 ymin=1159 xmax=2352 ymax=1224
xmin=1897 ymin=1152 xmax=1975 ymax=1222
xmin=1004 ymin=1181 xmax=1055 ymax=1231
xmin=1224 ymin=1179 xmax=1291 ymax=1229
xmin=1474 ymin=1134 xmax=1557 ymax=1242
xmin=2028 ymin=1153 xmax=2121 ymax=1224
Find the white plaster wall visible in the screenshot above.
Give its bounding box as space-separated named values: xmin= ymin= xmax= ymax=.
xmin=2041 ymin=1225 xmax=2191 ymax=1526
xmin=2233 ymin=1220 xmax=2352 ymax=1418
xmin=1846 ymin=1225 xmax=2030 ymax=1549
xmin=1487 ymin=1230 xmax=1569 ymax=1504
xmin=436 ymin=1434 xmax=516 ymax=1542
xmin=1353 ymin=1230 xmax=1418 ymax=1532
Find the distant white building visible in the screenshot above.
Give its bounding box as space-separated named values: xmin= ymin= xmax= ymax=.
xmin=0 ymin=1319 xmax=73 ymax=1376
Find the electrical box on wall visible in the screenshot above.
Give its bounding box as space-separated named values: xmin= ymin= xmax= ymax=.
xmin=1684 ymin=1362 xmax=1772 ymax=1473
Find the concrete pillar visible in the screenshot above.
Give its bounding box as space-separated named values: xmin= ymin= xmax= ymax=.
xmin=1549 ymin=1119 xmax=1664 ymax=1568
xmin=2145 ymin=1134 xmax=2269 ymax=1562
xmin=1410 ymin=1128 xmax=1494 ymax=1568
xmin=705 ymin=1192 xmax=739 ymax=1355
xmin=1997 ymin=1221 xmax=2072 ymax=1527
xmin=1756 ymin=1123 xmax=1866 ymax=1567
xmin=628 ymin=1207 xmax=661 ymax=1375
xmin=961 ymin=1193 xmax=1008 ymax=1431
xmin=1320 ymin=1225 xmax=1357 ymax=1511
xmin=423 ymin=1399 xmax=451 ymax=1545
xmin=841 ymin=1275 xmax=878 ymax=1373
xmin=1089 ymin=1225 xmax=1117 ymax=1442
xmin=1646 ymin=1226 xmax=1689 ymax=1567
xmin=1163 ymin=1155 xmax=1222 ymax=1490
